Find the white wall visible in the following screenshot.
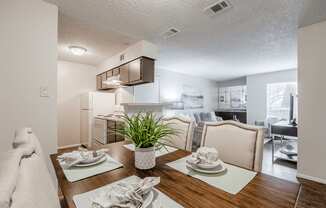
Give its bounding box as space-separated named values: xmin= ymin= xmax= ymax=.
xmin=0 ymin=0 xmax=58 ymax=156
xmin=216 ymin=77 xmax=247 ymax=88
xmin=57 ymin=61 xmax=96 ymax=148
xmin=297 ymin=20 xmax=326 ymax=183
xmin=134 ymin=68 xmax=218 ymax=112
xmin=247 ymin=69 xmax=297 ymax=124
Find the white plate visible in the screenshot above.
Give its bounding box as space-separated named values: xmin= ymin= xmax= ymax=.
xmin=79 ymin=152 xmax=106 ymax=164
xmin=186 ymin=161 xmax=227 ymax=174
xmin=188 ymin=160 xmax=222 ymax=170
xmin=142 ymin=190 xmax=154 ymax=208
xmin=74 ymin=155 xmax=107 ymax=167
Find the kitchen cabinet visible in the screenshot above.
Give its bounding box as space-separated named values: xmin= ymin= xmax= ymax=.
xmin=96 ymin=75 xmax=102 ymax=90
xmin=106 ymin=70 xmax=113 ymax=78
xmin=119 ymin=64 xmax=129 ymax=84
xmin=96 ymin=56 xmax=155 ymax=89
xmin=128 ymin=59 xmax=141 ymax=83
xmin=99 ymin=73 xmax=110 ymax=90
xmin=113 ymin=68 xmax=119 ymax=76
xmin=106 ymin=120 xmax=124 ymax=143
xmin=127 ymin=57 xmax=154 ymax=85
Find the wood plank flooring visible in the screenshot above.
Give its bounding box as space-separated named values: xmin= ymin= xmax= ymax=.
xmin=295 ymin=178 xmax=326 ymax=208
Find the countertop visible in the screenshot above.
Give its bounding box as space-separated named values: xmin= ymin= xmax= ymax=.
xmin=94 ymin=115 xmax=123 ymax=122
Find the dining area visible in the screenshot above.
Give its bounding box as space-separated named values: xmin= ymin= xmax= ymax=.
xmin=51 ymin=113 xmax=300 ymax=208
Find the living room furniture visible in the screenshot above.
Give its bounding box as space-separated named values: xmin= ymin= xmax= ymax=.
xmin=201 ymin=121 xmax=264 ymax=172
xmin=3 ymin=128 xmax=61 ymax=208
xmin=271 ymin=120 xmax=298 ymax=163
xmin=51 ymin=141 xmax=299 ymax=208
xmin=215 ymin=110 xmax=247 ymax=123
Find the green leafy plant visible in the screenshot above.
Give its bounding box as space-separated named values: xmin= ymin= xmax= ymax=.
xmin=117 ymin=112 xmax=179 ymax=148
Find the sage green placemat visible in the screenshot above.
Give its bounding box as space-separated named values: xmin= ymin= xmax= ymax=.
xmin=59 ymin=155 xmax=123 ymax=182
xmin=166 ymin=155 xmax=257 ymax=195
xmin=73 ymin=175 xmax=184 ymax=208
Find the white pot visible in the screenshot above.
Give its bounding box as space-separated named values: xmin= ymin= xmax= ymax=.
xmin=134 ymin=146 xmax=156 ymax=170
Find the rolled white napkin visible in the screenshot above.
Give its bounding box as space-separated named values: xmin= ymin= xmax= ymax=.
xmin=189 ymin=147 xmax=219 ymax=165
xmin=58 ymin=148 xmax=108 ymax=169
xmin=92 ymin=177 xmax=160 ymax=208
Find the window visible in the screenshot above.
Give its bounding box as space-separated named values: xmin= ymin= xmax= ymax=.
xmin=266 ymin=82 xmax=297 ymax=120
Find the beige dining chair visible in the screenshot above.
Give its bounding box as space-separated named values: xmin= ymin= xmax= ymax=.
xmin=162 ymin=116 xmax=194 ymax=151
xmin=201 ymin=120 xmax=264 ymax=172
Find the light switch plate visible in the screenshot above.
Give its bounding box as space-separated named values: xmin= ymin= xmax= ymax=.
xmin=40 ymin=86 xmax=49 ymax=97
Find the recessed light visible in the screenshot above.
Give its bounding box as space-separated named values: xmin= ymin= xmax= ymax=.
xmin=68 ymin=46 xmax=87 ymax=56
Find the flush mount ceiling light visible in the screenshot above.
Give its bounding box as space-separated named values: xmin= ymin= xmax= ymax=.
xmin=68 ymin=46 xmax=87 ymax=56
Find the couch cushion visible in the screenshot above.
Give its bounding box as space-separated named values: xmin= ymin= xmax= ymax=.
xmin=10 ymin=154 xmax=60 ymax=208
xmin=0 ymin=150 xmax=22 ymax=208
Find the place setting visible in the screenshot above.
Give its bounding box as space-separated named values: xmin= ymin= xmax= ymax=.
xmin=73 ymin=175 xmax=184 ymax=208
xmin=186 ymin=147 xmax=227 ymax=174
xmin=57 ymin=147 xmax=123 ymax=182
xmin=167 ymin=146 xmax=257 ymax=195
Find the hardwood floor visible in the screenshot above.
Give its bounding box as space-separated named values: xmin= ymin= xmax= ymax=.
xmin=295 ymin=178 xmax=326 ymax=208
xmin=262 ymin=140 xmax=298 ymax=183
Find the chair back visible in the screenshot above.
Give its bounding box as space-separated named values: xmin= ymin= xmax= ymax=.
xmin=201 ymin=120 xmax=264 ymax=172
xmin=162 ymin=116 xmax=194 ymax=151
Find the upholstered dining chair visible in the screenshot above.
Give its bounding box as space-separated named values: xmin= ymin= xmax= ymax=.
xmin=200 ymin=120 xmax=264 ymax=172
xmin=162 ymin=116 xmax=194 ymax=151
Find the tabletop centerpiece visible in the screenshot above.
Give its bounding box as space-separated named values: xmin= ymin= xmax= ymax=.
xmin=117 ymin=112 xmax=178 ymax=170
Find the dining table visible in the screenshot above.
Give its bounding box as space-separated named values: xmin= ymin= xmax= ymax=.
xmin=51 ymin=141 xmax=300 ymax=208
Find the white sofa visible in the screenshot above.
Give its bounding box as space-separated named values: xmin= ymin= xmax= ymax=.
xmin=0 ymin=128 xmax=61 ymax=208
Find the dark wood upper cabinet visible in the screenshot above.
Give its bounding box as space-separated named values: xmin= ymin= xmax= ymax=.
xmin=113 ymin=68 xmax=120 ymax=76
xmin=119 ymin=64 xmax=129 ymax=84
xmin=96 ymin=56 xmax=155 ymax=89
xmin=106 ymin=70 xmax=113 ymax=78
xmin=100 ymin=73 xmax=110 ymax=89
xmin=96 ymin=75 xmax=102 ymax=90
xmin=126 ymin=57 xmax=154 ymax=85
xmin=128 ymin=59 xmax=141 ymax=83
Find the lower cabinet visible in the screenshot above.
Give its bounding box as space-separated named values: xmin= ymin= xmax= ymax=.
xmin=107 ymin=120 xmax=124 ymax=143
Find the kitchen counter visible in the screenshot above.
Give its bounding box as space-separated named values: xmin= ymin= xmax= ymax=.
xmin=95 ymin=115 xmax=124 ymax=122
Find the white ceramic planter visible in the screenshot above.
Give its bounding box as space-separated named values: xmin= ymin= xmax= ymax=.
xmin=134 ymin=146 xmax=156 ymax=170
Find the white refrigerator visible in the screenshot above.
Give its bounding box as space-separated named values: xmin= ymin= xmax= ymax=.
xmin=80 ymin=92 xmax=115 ymax=147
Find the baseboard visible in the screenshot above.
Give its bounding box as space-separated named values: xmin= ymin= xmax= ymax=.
xmin=297 ymin=173 xmax=326 ymax=184
xmin=58 ymin=143 xmax=81 ymax=150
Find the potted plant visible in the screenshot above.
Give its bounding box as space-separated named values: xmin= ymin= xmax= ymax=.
xmin=117 ymin=112 xmax=178 ymax=170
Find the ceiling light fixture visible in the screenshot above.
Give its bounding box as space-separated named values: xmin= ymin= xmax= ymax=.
xmin=68 ymin=46 xmax=87 ymax=56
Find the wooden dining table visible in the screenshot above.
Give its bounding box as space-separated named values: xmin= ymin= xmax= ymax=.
xmin=51 ymin=141 xmax=300 ymax=208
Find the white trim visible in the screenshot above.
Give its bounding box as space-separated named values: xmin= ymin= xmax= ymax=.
xmin=58 ymin=143 xmax=81 ymax=150
xmin=297 ymin=173 xmax=326 ymax=184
